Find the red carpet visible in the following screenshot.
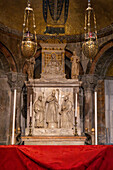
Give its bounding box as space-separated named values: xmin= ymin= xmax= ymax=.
xmin=0 ymin=145 xmax=113 ymax=170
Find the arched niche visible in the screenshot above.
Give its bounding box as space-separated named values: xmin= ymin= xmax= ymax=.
xmin=0 ymin=42 xmax=17 ymax=72
xmin=88 ymin=42 xmax=113 ymax=144
xmin=0 ymin=42 xmax=17 ymax=144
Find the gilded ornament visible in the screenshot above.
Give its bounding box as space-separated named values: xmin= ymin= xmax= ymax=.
xmin=21 ymin=1 xmax=37 ymax=59
xmin=82 ymin=0 xmax=98 ymax=60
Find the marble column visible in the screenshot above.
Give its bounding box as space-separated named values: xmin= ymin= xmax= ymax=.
xmin=16 ymin=73 xmax=26 ymax=133
xmin=7 ymin=72 xmax=26 ymax=137
xmin=82 ymin=75 xmax=98 ymax=133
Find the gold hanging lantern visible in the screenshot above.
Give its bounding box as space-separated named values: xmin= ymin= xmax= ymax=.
xmin=21 ymin=0 xmax=37 ymax=59
xmin=82 ymin=0 xmax=98 ymax=61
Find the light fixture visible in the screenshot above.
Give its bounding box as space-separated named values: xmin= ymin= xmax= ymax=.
xmin=21 ymin=0 xmax=37 ymax=59
xmin=82 ymin=0 xmax=98 ymax=61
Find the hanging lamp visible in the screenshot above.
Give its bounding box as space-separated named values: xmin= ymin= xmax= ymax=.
xmin=82 ymin=0 xmax=98 ymax=61
xmin=21 ymin=0 xmax=37 ymax=59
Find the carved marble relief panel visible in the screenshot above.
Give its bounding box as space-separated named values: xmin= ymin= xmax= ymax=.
xmin=27 ymin=87 xmax=75 ymax=136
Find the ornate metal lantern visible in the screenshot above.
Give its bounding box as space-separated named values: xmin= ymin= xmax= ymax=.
xmin=21 ymin=0 xmax=37 ymax=59
xmin=82 ymin=0 xmax=98 ymax=61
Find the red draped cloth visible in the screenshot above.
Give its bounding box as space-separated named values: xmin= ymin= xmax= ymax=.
xmin=0 ymin=145 xmax=113 ymax=170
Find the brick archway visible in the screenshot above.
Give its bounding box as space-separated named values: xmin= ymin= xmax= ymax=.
xmin=0 ymin=42 xmax=17 ymax=72
xmin=90 ymin=41 xmax=113 ymax=74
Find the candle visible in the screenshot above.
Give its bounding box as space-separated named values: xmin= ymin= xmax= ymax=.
xmin=59 ymin=90 xmax=61 ymax=107
xmin=95 ymin=91 xmax=98 ymax=145
xmin=11 ymin=89 xmax=17 ymax=145
xmin=30 ymin=94 xmax=32 ymax=117
xmin=75 ymin=92 xmax=77 ymax=117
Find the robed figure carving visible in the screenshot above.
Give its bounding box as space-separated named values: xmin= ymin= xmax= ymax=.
xmin=41 ymin=53 xmax=65 ymax=80
xmin=71 ymin=51 xmax=80 ymax=79
xmin=60 ymin=95 xmax=73 ymax=128
xmin=45 ymin=53 xmax=62 ymax=74
xmin=34 ymin=96 xmax=44 ymax=128
xmin=26 ymin=57 xmax=35 ymax=80
xmin=46 ymin=90 xmax=59 ymax=128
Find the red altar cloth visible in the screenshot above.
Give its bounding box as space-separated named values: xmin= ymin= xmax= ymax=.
xmin=0 ymin=145 xmax=113 ymax=170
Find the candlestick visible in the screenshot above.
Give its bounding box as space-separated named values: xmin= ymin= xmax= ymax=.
xmin=11 ymin=89 xmax=17 ymax=145
xmin=28 ymin=117 xmax=32 ymax=136
xmin=74 ymin=117 xmax=78 ymax=136
xmin=95 ymin=91 xmax=98 ymax=145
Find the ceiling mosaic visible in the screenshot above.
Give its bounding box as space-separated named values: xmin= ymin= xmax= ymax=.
xmin=0 ymin=0 xmax=112 ymax=35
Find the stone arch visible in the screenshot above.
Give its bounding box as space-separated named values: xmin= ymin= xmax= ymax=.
xmin=0 ymin=51 xmax=10 ymax=72
xmin=93 ymin=47 xmax=113 ymax=77
xmin=89 ymin=41 xmax=113 ymax=75
xmin=106 ymin=60 xmax=113 ymax=76
xmin=0 ymin=42 xmax=17 ymax=72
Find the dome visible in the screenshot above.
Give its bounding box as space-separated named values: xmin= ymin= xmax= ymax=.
xmin=0 ymin=0 xmax=112 ymax=35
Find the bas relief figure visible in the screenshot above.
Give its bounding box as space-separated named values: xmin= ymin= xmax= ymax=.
xmin=60 ymin=95 xmax=73 ymax=128
xmin=34 ymin=96 xmax=44 ymax=128
xmin=33 ymin=90 xmax=74 ymax=131
xmin=41 ymin=53 xmax=65 ymax=80
xmin=45 ymin=53 xmax=62 ymax=74
xmin=45 ymin=90 xmax=59 ymax=128
xmin=71 ymin=51 xmax=80 ymax=79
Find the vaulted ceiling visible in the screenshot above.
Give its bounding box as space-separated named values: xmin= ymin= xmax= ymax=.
xmin=0 ymin=0 xmax=112 ymax=35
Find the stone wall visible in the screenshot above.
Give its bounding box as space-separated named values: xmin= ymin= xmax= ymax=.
xmin=97 ymin=80 xmax=106 ymax=144
xmin=0 ymin=76 xmax=11 ymax=144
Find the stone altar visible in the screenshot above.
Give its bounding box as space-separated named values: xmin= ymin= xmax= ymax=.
xmin=22 ymin=42 xmax=85 ymax=145
xmin=22 ymin=136 xmax=86 ymax=145
xmin=25 ymin=78 xmax=81 ymax=137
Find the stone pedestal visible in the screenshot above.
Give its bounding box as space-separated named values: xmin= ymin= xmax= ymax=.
xmin=22 ymin=136 xmax=86 ymax=145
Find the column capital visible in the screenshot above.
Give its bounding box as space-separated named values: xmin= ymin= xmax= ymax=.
xmin=7 ymin=72 xmax=26 ymax=91
xmin=81 ymin=74 xmax=99 ymax=91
